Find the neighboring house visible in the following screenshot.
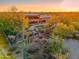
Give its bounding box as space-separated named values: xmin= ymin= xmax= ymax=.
xmin=25 ymin=13 xmax=51 ymax=26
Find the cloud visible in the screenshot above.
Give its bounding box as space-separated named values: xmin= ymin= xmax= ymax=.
xmin=0 ymin=0 xmax=63 ymax=4
xmin=61 ymin=0 xmax=79 ymax=8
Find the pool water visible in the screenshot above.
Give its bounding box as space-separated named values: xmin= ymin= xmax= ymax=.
xmin=64 ymin=39 xmax=79 ymax=59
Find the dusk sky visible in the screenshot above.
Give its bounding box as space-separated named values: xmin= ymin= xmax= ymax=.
xmin=0 ymin=0 xmax=79 ymax=12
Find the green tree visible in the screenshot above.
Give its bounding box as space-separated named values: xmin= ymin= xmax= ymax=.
xmin=72 ymin=22 xmax=79 ymax=31
xmin=48 ymin=34 xmax=64 ymax=54
xmin=0 ymin=18 xmax=16 ymax=35
xmin=53 ymin=22 xmax=76 ymax=38
xmin=53 ymin=23 xmax=68 ymax=37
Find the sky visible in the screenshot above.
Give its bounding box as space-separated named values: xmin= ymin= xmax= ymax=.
xmin=0 ymin=0 xmax=79 ymax=12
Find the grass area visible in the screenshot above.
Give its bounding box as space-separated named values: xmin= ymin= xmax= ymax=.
xmin=0 ymin=53 xmax=14 ymax=59
xmin=0 ymin=34 xmax=14 ymax=59
xmin=0 ymin=34 xmax=8 ymax=48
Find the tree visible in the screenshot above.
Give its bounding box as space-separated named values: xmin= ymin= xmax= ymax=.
xmin=67 ymin=24 xmax=75 ymax=34
xmin=10 ymin=6 xmax=18 ymax=12
xmin=47 ymin=15 xmax=58 ymax=26
xmin=53 ymin=22 xmax=75 ymax=38
xmin=72 ymin=22 xmax=79 ymax=31
xmin=23 ymin=17 xmax=29 ymax=29
xmin=53 ymin=23 xmax=68 ymax=37
xmin=0 ymin=18 xmax=16 ymax=35
xmin=60 ymin=16 xmax=72 ymax=25
xmin=48 ymin=34 xmax=64 ymax=54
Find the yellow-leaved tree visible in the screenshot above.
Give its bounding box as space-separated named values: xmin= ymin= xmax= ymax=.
xmin=23 ymin=17 xmax=29 ymax=29
xmin=47 ymin=15 xmax=58 ymax=26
